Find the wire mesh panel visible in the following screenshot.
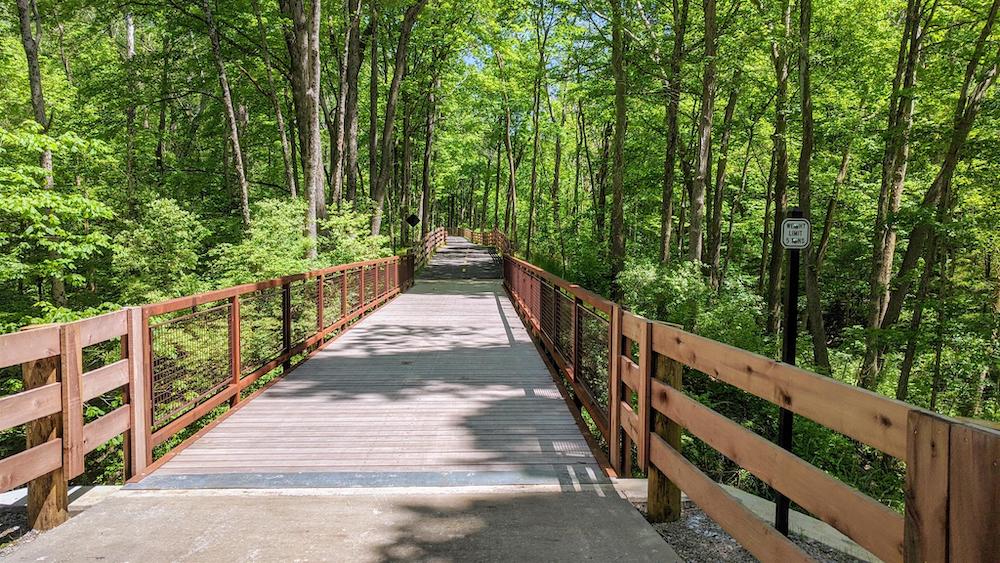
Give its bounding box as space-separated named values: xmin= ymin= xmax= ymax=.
xmin=577 ymin=304 xmax=610 ymax=414
xmin=555 ymin=291 xmax=575 ymax=366
xmin=323 ymin=274 xmax=344 ymax=328
xmin=289 ymin=279 xmax=318 ymax=346
xmin=150 ymin=303 xmax=232 ymax=428
xmin=346 ymin=269 xmax=361 ymax=312
xmin=240 ymin=286 xmax=284 ymax=376
xmin=539 ymin=280 xmax=555 ymax=345
xmin=364 ymin=265 xmax=376 ymax=305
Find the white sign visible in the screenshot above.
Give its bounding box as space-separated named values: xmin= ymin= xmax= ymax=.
xmin=781 ymin=218 xmax=811 ymax=249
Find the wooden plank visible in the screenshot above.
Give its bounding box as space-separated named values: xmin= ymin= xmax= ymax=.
xmin=0 ymin=325 xmax=60 ymax=368
xmin=651 ymin=322 xmax=909 ymax=459
xmin=83 ymin=405 xmax=131 ymax=454
xmin=229 ymin=296 xmax=241 ymax=407
xmin=620 ymin=402 xmax=640 ymax=443
xmin=620 ymin=356 xmax=640 ymax=392
xmin=72 ymin=310 xmax=127 ymax=347
xmin=59 ymin=324 xmax=85 ymax=479
xmin=647 ymin=352 xmax=682 ymax=523
xmin=0 ymin=440 xmax=63 ymax=494
xmin=0 ymin=383 xmax=61 ymax=431
xmin=653 ymin=379 xmax=904 ymax=562
xmin=609 ymin=305 xmax=623 ymax=472
xmin=621 ymin=311 xmax=644 ymax=341
xmin=904 ymin=410 xmax=950 ymax=563
xmin=649 ymin=434 xmax=811 ymax=562
xmin=947 ymin=421 xmax=1000 ymax=562
xmin=81 ymin=359 xmax=129 ymax=402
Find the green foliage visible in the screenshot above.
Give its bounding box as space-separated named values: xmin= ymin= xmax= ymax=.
xmin=318 ymin=209 xmax=393 ymax=263
xmin=113 ymin=198 xmax=209 ymax=303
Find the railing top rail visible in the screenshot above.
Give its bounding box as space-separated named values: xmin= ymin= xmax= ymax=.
xmin=505 ymin=254 xmax=615 ymax=315
xmin=142 ymin=256 xmax=401 ymax=317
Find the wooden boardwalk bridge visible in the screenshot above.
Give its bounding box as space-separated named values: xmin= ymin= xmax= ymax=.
xmin=1 ymin=229 xmax=998 ymax=562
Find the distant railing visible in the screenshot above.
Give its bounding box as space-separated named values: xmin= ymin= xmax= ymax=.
xmin=413 ymin=227 xmax=447 ymax=270
xmin=465 ymin=229 xmax=999 ymax=563
xmin=0 ymin=249 xmax=427 ymax=530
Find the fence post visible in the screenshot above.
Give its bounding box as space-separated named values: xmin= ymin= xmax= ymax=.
xmin=360 ymin=267 xmax=367 ymax=307
xmin=59 ymin=324 xmax=83 ymax=479
xmin=125 ymin=308 xmax=150 ymax=476
xmin=229 ymin=296 xmax=241 ymax=407
xmin=945 ymin=420 xmax=999 ymax=561
xmin=647 ymin=341 xmax=683 ymax=523
xmin=281 ymin=283 xmax=292 ymax=370
xmin=20 ymin=325 xmax=68 ymax=530
xmin=608 ymin=305 xmax=623 ymax=473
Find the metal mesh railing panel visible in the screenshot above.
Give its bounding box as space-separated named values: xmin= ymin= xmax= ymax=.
xmin=323 ymin=274 xmax=344 ymax=327
xmin=346 ymin=269 xmax=361 ymax=312
xmin=150 ymin=303 xmax=231 ymax=428
xmin=290 ymin=279 xmax=319 ymax=346
xmin=364 ymin=266 xmax=376 ymax=305
xmin=555 ymin=291 xmax=574 ymax=366
xmin=577 ymin=305 xmax=610 ymax=413
xmin=240 ymin=286 xmax=284 ymax=376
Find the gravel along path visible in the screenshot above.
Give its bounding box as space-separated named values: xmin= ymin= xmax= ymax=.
xmin=634 ymin=501 xmax=866 ymax=563
xmin=0 ymin=509 xmax=39 ymax=557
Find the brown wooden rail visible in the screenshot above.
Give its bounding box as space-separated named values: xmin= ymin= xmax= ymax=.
xmin=470 ymin=230 xmax=999 ymax=563
xmin=0 ymin=228 xmax=447 ymax=530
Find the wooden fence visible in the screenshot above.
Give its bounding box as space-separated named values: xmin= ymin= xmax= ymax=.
xmin=484 ymin=237 xmax=999 ymax=563
xmin=0 ymin=229 xmax=448 ymax=530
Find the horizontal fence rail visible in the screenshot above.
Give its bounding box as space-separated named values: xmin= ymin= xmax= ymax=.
xmin=0 ymin=227 xmax=449 ymax=531
xmin=461 ymin=228 xmax=1000 ymax=563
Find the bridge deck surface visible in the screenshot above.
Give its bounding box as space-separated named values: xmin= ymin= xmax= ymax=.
xmin=6 ymin=237 xmax=680 ymax=562
xmin=137 ymin=237 xmax=602 ymax=488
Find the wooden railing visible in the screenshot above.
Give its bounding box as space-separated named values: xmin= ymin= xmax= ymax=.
xmin=0 ymin=252 xmax=419 ymax=529
xmin=453 ymin=228 xmax=512 ymax=255
xmin=495 ymin=246 xmax=999 ymax=563
xmin=413 ymin=227 xmax=447 ymax=269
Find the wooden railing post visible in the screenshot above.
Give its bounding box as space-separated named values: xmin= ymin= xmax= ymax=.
xmin=341 ymin=272 xmax=348 ymax=317
xmin=125 ymin=307 xmax=150 ymax=475
xmin=943 ymin=420 xmax=999 ymax=561
xmin=608 ymin=305 xmax=623 ymax=473
xmin=647 ymin=344 xmax=683 ymax=523
xmin=904 ymin=409 xmax=950 ymax=562
xmin=20 ymin=325 xmax=68 ymax=530
xmin=59 ymin=324 xmax=83 ymax=479
xmin=281 ymin=283 xmax=291 ymax=371
xmin=229 ymin=296 xmax=241 ymax=407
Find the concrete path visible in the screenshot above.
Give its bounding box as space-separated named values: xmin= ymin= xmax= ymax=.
xmin=3 ymin=237 xmax=680 ymax=562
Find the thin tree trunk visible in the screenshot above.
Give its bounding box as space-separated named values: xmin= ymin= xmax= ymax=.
xmin=371 ymin=0 xmax=430 ymax=235
xmin=815 ymin=144 xmax=851 ymax=269
xmin=124 ymin=12 xmax=137 ymax=217
xmin=344 ymin=0 xmax=363 ymax=204
xmin=420 ymin=76 xmax=439 ymax=238
xmin=609 ymin=0 xmax=627 ymax=298
xmin=203 ymin=0 xmax=251 ymax=226
xmin=496 ymin=53 xmax=518 ymax=246
xmin=756 ymin=150 xmax=775 ymax=295
xmin=765 ymin=0 xmax=791 ymax=334
xmin=895 ymin=237 xmax=940 ymax=401
xmin=708 ymin=74 xmax=739 ymax=286
xmin=329 ymin=5 xmax=355 ymax=207
xmin=368 ymin=0 xmax=379 ymax=200
xmin=688 ymin=0 xmax=717 ymax=264
xmin=155 ymin=34 xmax=171 ymax=184
xmin=253 ymin=0 xmax=297 ymax=198
xmin=659 ymin=0 xmax=690 ymax=264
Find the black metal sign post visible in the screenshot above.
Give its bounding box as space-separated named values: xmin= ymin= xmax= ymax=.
xmin=775 ymin=206 xmax=809 ymax=536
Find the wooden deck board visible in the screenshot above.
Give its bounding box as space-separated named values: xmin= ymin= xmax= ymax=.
xmin=144 ymin=238 xmax=606 ymax=488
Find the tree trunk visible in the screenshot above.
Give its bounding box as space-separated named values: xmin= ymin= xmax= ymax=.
xmin=765 ymin=0 xmax=791 ymax=334
xmin=344 ymin=0 xmax=363 ymax=204
xmin=659 ymin=0 xmax=690 ymax=264
xmin=155 ymin=34 xmax=171 ymax=184
xmin=496 ymin=53 xmax=518 ymax=246
xmin=368 ymin=0 xmax=379 ymax=200
xmin=16 ymin=0 xmax=66 ymax=306
xmin=253 ymin=0 xmax=297 ymax=198
xmin=420 ymin=76 xmax=439 ymax=238
xmin=708 ymin=75 xmax=739 ymax=287
xmin=609 ymin=0 xmax=627 ymax=298
xmin=895 ymin=237 xmax=940 ymax=401
xmin=816 ymin=144 xmax=850 ymax=269
xmin=203 ymin=0 xmax=252 ymax=227
xmin=688 ymin=0 xmax=717 ymax=264
xmin=329 ymin=7 xmax=355 ymax=207
xmin=371 ymin=0 xmax=430 ymax=235
xmin=124 ymin=12 xmax=137 ymax=217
